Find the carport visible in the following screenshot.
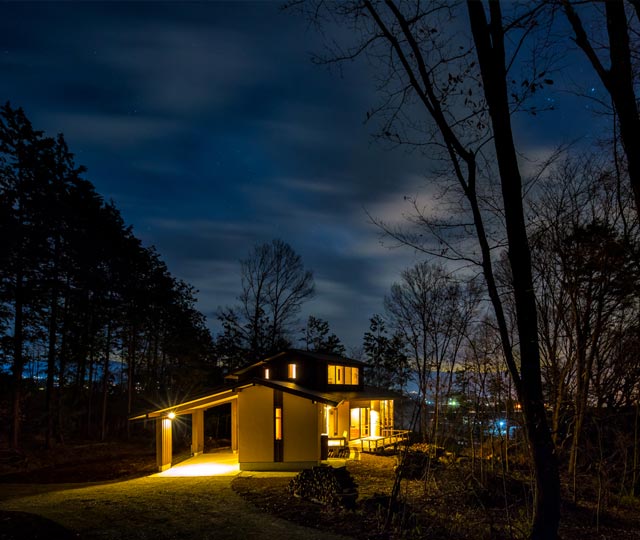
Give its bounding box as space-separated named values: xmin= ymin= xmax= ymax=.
xmin=131 ymin=387 xmax=239 ymax=472
xmin=153 ymin=449 xmax=239 ymax=477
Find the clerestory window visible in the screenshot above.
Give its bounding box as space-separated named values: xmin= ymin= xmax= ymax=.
xmin=328 ymin=365 xmax=359 ymax=385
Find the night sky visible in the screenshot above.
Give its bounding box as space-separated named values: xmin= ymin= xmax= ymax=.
xmin=0 ymin=1 xmax=607 ymax=349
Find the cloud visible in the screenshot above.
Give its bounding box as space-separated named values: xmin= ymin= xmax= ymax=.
xmin=517 ymin=145 xmax=567 ymax=181
xmin=102 ymin=24 xmax=272 ymax=116
xmin=276 ymin=176 xmax=353 ymax=195
xmin=43 ymin=112 xmax=183 ymax=151
xmin=0 ymin=2 xmax=489 ymax=352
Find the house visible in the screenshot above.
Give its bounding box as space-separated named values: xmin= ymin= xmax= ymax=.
xmin=131 ymin=349 xmax=406 ymax=472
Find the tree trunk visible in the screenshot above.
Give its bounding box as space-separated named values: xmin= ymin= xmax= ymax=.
xmin=45 ymin=235 xmax=61 ymax=449
xmin=86 ymin=338 xmax=95 ymax=439
xmin=431 ymin=368 xmax=441 ymax=444
xmin=57 ymin=282 xmax=71 ymax=444
xmin=126 ymin=325 xmax=137 ymax=440
xmin=563 ymin=0 xmax=640 ymax=219
xmin=467 ymin=1 xmax=560 ymax=537
xmin=633 ymin=400 xmax=639 ymax=496
xmin=11 ymin=270 xmax=24 ymax=450
xmin=100 ymin=320 xmax=112 ymax=442
xmin=604 ymin=1 xmax=640 ymax=216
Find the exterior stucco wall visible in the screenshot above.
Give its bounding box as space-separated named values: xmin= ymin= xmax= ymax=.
xmin=283 ymin=392 xmax=320 ymax=463
xmin=237 ymin=384 xmax=322 ymax=470
xmin=238 ymin=385 xmax=273 ymax=464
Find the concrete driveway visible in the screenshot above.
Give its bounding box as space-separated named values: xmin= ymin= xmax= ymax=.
xmin=154 ymin=450 xmax=242 ymax=477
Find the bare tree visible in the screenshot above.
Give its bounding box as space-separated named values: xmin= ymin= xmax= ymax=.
xmin=561 ymin=0 xmax=640 ymax=219
xmin=529 ymin=155 xmax=640 ymax=495
xmin=385 ymin=262 xmax=477 ymax=443
xmin=225 ymin=239 xmax=315 ymax=360
xmin=293 ymin=1 xmax=560 ymax=536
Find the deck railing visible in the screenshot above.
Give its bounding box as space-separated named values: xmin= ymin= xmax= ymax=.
xmin=327 ymin=436 xmax=348 ymax=447
xmin=325 ymin=429 xmax=411 ymax=455
xmin=354 ymin=429 xmax=411 ymax=452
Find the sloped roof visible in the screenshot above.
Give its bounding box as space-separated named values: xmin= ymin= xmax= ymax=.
xmin=321 ymin=385 xmax=404 ymax=402
xmin=129 ymin=384 xmax=239 ymax=420
xmin=130 ymin=379 xmax=402 ymax=420
xmin=244 ymin=379 xmax=342 ymax=406
xmin=226 ymin=348 xmax=365 ymax=379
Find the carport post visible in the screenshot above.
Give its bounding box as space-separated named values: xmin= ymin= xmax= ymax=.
xmin=231 ymin=399 xmax=238 ymax=453
xmin=191 ymin=410 xmax=204 ymax=455
xmin=156 ymin=417 xmax=172 ymax=471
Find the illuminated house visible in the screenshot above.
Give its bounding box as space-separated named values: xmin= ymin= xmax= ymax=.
xmin=133 ymin=349 xmax=404 ymax=472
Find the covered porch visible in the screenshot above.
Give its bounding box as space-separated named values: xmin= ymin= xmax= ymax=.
xmin=131 ymin=387 xmax=240 ymax=472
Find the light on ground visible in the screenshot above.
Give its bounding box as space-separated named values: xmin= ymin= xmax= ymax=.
xmin=157 ymin=462 xmax=239 ymax=477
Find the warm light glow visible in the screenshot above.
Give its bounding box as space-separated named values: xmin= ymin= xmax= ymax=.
xmin=324 ymin=405 xmax=331 ymax=435
xmin=157 ymin=462 xmax=239 ymax=477
xmin=264 ymin=368 xmax=270 ymax=379
xmin=328 ymin=364 xmax=359 ymax=385
xmin=288 ymin=363 xmax=297 ymax=379
xmin=167 ymin=411 xmax=176 ymax=420
xmin=370 ymin=409 xmax=379 ymax=437
xmin=154 ymin=451 xmax=239 ymax=478
xmin=275 ymin=407 xmax=283 ymax=440
xmin=350 ymin=408 xmax=360 ymax=438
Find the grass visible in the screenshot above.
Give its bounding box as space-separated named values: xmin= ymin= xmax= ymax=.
xmin=1 ymin=441 xmax=640 ymax=539
xmin=233 ymin=452 xmax=640 ymax=540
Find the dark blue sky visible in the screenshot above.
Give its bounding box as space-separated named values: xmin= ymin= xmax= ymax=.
xmin=0 ymin=1 xmax=606 ymax=349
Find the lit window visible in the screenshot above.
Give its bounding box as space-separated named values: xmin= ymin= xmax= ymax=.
xmin=275 ymin=407 xmax=282 ymax=440
xmin=288 ymin=363 xmax=297 ymax=379
xmin=328 ymin=365 xmax=359 ymax=385
xmin=264 ymin=368 xmax=270 ymax=380
xmin=345 ymin=367 xmax=352 ymax=385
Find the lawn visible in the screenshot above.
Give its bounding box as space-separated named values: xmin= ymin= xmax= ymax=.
xmin=234 ymin=452 xmax=640 ymax=540
xmin=1 ymin=442 xmax=640 ymax=540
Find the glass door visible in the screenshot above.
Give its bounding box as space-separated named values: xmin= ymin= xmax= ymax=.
xmin=349 ymin=407 xmax=370 ymax=439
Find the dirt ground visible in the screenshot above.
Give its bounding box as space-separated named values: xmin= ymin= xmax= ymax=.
xmin=1 ymin=443 xmax=640 ymax=540
xmin=0 ymin=442 xmax=347 ymax=540
xmin=234 ymin=454 xmax=640 ymax=540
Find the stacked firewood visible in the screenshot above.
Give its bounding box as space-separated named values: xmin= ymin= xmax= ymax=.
xmin=289 ymin=465 xmax=358 ymax=508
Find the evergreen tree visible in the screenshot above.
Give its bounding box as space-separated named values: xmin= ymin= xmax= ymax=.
xmin=0 ymin=104 xmax=215 ymax=445
xmin=363 ymin=314 xmax=409 ymax=391
xmin=300 ymin=315 xmax=346 ymax=355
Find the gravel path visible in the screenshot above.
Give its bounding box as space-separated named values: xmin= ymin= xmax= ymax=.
xmin=0 ymin=475 xmax=350 ymax=540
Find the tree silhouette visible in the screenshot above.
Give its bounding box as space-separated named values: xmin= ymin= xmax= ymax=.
xmin=218 ymin=239 xmax=315 ymax=362
xmin=0 ymin=104 xmax=215 ymax=447
xmin=300 ymin=315 xmax=346 ymax=355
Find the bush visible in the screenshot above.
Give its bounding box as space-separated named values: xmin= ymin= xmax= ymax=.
xmin=288 ymin=465 xmax=358 ymax=508
xmin=395 ymin=444 xmax=454 ymax=480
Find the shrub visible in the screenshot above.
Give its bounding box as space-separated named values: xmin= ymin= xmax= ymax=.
xmin=395 ymin=444 xmax=454 ymax=480
xmin=288 ymin=465 xmax=358 ymax=508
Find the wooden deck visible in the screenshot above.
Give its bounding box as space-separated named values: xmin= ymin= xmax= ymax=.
xmin=352 ymin=430 xmax=410 ymax=452
xmin=329 ymin=429 xmax=410 ymax=454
